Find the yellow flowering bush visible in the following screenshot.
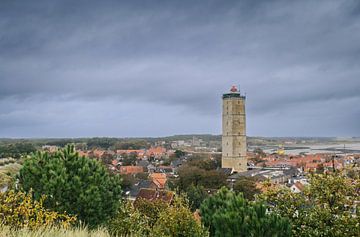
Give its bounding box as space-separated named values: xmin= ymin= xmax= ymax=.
xmin=0 ymin=190 xmax=76 ymax=229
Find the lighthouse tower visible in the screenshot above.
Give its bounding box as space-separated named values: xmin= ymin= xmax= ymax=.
xmin=222 ymin=86 xmax=247 ymax=172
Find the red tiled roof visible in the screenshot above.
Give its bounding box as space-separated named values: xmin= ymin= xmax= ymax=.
xmin=135 ymin=188 xmax=174 ymax=204
xmin=146 ymin=147 xmax=166 ymax=156
xmin=119 ymin=166 xmax=144 ymax=174
xmin=150 ymin=173 xmax=167 ymax=188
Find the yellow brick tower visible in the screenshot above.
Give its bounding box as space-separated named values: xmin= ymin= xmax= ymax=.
xmin=222 ymin=86 xmax=247 ymax=172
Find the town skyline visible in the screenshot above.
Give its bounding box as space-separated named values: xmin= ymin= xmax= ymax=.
xmin=1 ymin=0 xmax=360 ymax=138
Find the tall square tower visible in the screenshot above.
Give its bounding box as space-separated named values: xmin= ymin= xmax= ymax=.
xmin=222 ymin=86 xmax=247 ymax=172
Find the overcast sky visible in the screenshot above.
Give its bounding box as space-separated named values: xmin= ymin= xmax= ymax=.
xmin=0 ymin=0 xmax=359 ymax=138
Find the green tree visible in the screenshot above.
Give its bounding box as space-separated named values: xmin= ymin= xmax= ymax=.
xmin=0 ymin=142 xmax=36 ymax=158
xmin=152 ymin=196 xmax=208 ymax=237
xmin=174 ymin=149 xmax=185 ymax=158
xmin=253 ymin=148 xmax=266 ymax=158
xmin=188 ymin=159 xmax=218 ymax=171
xmin=107 ymin=201 xmax=148 ymax=236
xmin=121 ymin=152 xmax=137 ymax=166
xmin=233 ymin=176 xmax=261 ymax=200
xmin=176 ymin=166 xmax=227 ymax=191
xmin=185 ymin=184 xmax=209 ymax=211
xmin=100 ymin=152 xmax=115 ymax=167
xmin=259 ymin=171 xmax=360 ymax=237
xmin=108 ymin=196 xmax=208 ymax=237
xmin=315 ymin=163 xmax=325 ymax=174
xmin=18 ymin=145 xmax=122 ymax=227
xmin=134 ymin=198 xmax=169 ymax=228
xmin=200 ymin=187 xmax=291 ymax=237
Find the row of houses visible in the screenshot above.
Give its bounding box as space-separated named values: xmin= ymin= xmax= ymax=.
xmin=256 ymin=153 xmax=359 ymax=172
xmin=77 ymin=146 xmax=171 ymax=160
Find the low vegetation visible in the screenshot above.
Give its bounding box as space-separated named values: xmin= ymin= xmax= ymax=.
xmin=0 ymin=226 xmax=110 ymax=237
xmin=259 ymin=172 xmax=360 ymax=237
xmin=200 ymin=187 xmax=291 ymax=237
xmin=108 ymin=197 xmax=208 ymax=237
xmin=18 ymin=145 xmax=122 ymax=227
xmin=0 ymin=190 xmax=76 ymax=229
xmin=0 ymin=163 xmax=21 ymax=188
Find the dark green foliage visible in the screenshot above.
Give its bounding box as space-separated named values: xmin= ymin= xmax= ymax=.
xmin=86 ymin=137 xmax=117 ymax=149
xmin=185 ymin=184 xmax=209 ymax=211
xmin=18 ymin=145 xmax=122 ymax=227
xmin=100 ymin=153 xmax=115 ymax=167
xmin=0 ymin=143 xmax=36 ymax=158
xmin=200 ymin=187 xmax=291 ymax=237
xmin=120 ymin=174 xmax=136 ymax=190
xmin=188 ymin=158 xmax=218 ymax=171
xmin=176 ymin=166 xmax=227 ymax=191
xmin=174 ymin=149 xmax=185 ymax=158
xmin=45 ymin=139 xmax=77 ymax=147
xmin=121 ymin=152 xmax=137 ymax=166
xmin=134 ymin=198 xmax=169 ymax=228
xmin=253 ymin=148 xmax=266 ymax=158
xmin=316 ymin=163 xmax=325 ymax=174
xmin=233 ymin=176 xmax=261 ymax=200
xmin=113 ymin=140 xmax=150 ymax=150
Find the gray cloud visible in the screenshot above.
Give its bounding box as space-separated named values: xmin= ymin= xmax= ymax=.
xmin=0 ymin=0 xmax=359 ymax=137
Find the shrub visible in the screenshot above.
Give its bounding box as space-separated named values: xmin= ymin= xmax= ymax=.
xmin=108 ymin=196 xmax=208 ymax=237
xmin=152 ymin=197 xmax=208 ymax=237
xmin=200 ymin=187 xmax=291 ymax=237
xmin=0 ymin=190 xmax=76 ymax=229
xmin=107 ymin=201 xmax=148 ymax=236
xmin=259 ymin=171 xmax=360 ymax=237
xmin=18 ymin=145 xmax=122 ymax=227
xmin=0 ymin=225 xmax=110 ymax=237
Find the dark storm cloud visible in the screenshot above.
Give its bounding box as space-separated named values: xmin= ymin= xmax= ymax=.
xmin=0 ymin=0 xmax=359 ymax=137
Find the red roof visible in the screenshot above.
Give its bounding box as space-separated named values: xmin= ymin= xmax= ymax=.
xmin=146 ymin=147 xmax=166 ymax=156
xmin=150 ymin=173 xmax=167 ymax=188
xmin=119 ymin=166 xmax=144 ymax=174
xmin=135 ymin=188 xmax=174 ymax=204
xmin=230 ymin=85 xmax=238 ymax=92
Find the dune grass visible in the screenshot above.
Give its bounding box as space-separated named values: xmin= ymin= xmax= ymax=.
xmin=0 ymin=226 xmax=111 ymax=237
xmin=0 ymin=163 xmax=21 ymax=188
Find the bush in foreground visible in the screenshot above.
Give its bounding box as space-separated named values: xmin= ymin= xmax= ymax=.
xmin=259 ymin=171 xmax=360 ymax=237
xmin=18 ymin=145 xmax=122 ymax=227
xmin=0 ymin=226 xmax=110 ymax=237
xmin=0 ymin=190 xmax=76 ymax=229
xmin=200 ymin=187 xmax=291 ymax=237
xmin=108 ymin=197 xmax=208 ymax=237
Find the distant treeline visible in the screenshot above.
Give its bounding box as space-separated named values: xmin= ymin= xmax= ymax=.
xmin=1 ymin=136 xmax=358 ymax=157
xmin=0 ymin=143 xmax=37 ymax=158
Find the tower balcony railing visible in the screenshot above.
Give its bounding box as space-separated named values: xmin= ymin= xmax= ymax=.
xmin=222 ymin=93 xmax=246 ymax=99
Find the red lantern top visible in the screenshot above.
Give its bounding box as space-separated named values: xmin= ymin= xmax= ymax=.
xmin=230 ymin=85 xmax=238 ymax=92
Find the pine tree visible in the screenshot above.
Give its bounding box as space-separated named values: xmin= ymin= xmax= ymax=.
xmin=200 ymin=187 xmax=291 ymax=237
xmin=18 ymin=145 xmax=122 ymax=227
